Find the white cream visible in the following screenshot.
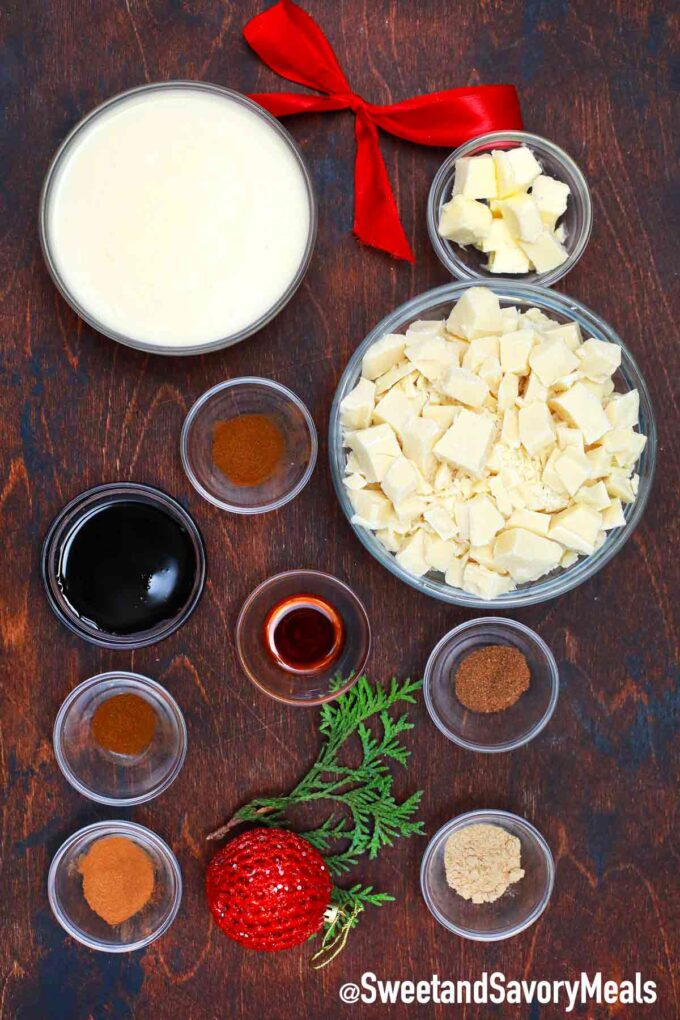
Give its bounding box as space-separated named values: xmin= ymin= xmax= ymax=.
xmin=45 ymin=86 xmax=312 ymax=348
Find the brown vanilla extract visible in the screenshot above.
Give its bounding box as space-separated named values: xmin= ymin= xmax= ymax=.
xmin=264 ymin=595 xmax=345 ymax=674
xmin=56 ymin=500 xmax=198 ymax=636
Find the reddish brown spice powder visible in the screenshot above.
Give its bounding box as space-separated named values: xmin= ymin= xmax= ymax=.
xmin=454 ymin=645 xmax=531 ymax=713
xmin=78 ymin=835 xmax=155 ymax=925
xmin=212 ymin=414 xmax=285 ymax=487
xmin=91 ymin=693 xmax=157 ymax=756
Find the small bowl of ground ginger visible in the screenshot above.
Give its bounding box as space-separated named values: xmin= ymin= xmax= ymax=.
xmin=421 ymin=810 xmax=554 ymax=941
xmin=424 ymin=618 xmax=559 ymax=753
xmin=48 ymin=820 xmax=182 ymax=951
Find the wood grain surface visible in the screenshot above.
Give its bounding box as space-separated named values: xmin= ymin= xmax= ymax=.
xmin=1 ymin=2 xmax=678 ymax=1018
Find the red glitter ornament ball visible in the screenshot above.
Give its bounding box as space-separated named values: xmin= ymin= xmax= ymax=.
xmin=206 ymin=828 xmax=333 ymax=952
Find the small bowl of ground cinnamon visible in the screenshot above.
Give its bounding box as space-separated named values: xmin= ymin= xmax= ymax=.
xmin=180 ymin=377 xmax=318 ymax=514
xmin=53 ymin=672 xmax=187 ymax=805
xmin=48 ymin=820 xmax=182 ymax=951
xmin=424 ymin=618 xmax=559 ymax=753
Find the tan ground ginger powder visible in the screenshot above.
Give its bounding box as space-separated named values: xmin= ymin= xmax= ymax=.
xmin=444 ymin=823 xmax=525 ymax=904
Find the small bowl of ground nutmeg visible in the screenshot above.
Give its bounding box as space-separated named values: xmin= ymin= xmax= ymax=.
xmin=424 ymin=618 xmax=559 ymax=753
xmin=420 ymin=809 xmax=554 ymax=940
xmin=48 ymin=820 xmax=182 ymax=951
xmin=53 ymin=672 xmax=187 ymax=805
xmin=181 ymin=377 xmax=318 ymax=514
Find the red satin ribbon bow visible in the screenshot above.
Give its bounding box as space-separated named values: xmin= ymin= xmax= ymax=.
xmin=244 ymin=0 xmax=522 ymax=262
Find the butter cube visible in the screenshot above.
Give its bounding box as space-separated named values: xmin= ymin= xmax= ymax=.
xmin=340 ymin=377 xmax=376 ymax=430
xmin=497 ymin=372 xmax=519 ymax=411
xmin=529 ymin=337 xmax=579 ymax=387
xmin=506 ymin=509 xmax=551 ymax=536
xmin=447 ymin=287 xmax=503 ymax=339
xmin=381 ymin=456 xmax=419 ymax=505
xmin=434 ymin=409 xmax=497 ymax=477
xmin=468 ymin=494 xmax=505 ymax=546
xmin=492 ymin=149 xmax=520 ymax=199
xmin=362 ymin=333 xmax=406 ymax=379
xmin=348 ymin=488 xmax=394 ymax=529
xmin=544 ymin=321 xmax=582 ymax=350
xmin=348 ymin=423 xmax=401 ymax=481
xmin=499 ymin=194 xmax=544 ymax=243
xmin=574 ymin=481 xmax=611 ymax=511
xmin=487 ymin=245 xmax=532 ymax=274
xmin=452 ymin=154 xmax=498 ymax=200
xmin=401 ymin=416 xmax=442 ymax=480
xmin=530 ymin=174 xmax=570 ymax=228
xmin=505 ymin=145 xmax=542 ymax=189
xmin=602 ymin=498 xmax=626 ymax=529
xmin=518 ymin=402 xmax=556 ymax=455
xmin=462 ymin=561 xmax=515 ymax=599
xmin=395 ymin=531 xmax=429 ymax=577
xmin=424 ymin=535 xmax=458 ymax=572
xmin=373 ymin=388 xmax=417 ymax=440
xmin=439 ymin=365 xmax=489 ymax=407
xmin=479 ymin=218 xmax=518 ymax=252
xmin=549 ymin=504 xmax=603 ymax=554
xmin=605 ymin=390 xmax=639 ymax=429
xmin=374 ymin=362 xmax=416 ymax=396
xmin=500 ymin=329 xmax=536 ymax=375
xmin=519 ymin=231 xmax=568 ymax=272
xmin=493 ymin=527 xmax=563 ymax=583
xmin=554 ymin=447 xmax=591 ymax=496
xmin=423 ymin=505 xmax=458 ymax=541
xmin=550 ymin=382 xmax=611 ymax=444
xmin=576 ymin=338 xmax=622 ymax=380
xmin=439 ymin=196 xmax=493 ymax=245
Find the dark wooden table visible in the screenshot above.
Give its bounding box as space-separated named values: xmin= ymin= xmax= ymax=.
xmin=2 ymin=2 xmax=678 ymax=1017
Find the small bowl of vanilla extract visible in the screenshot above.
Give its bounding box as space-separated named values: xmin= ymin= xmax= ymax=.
xmin=236 ymin=570 xmax=371 ymax=705
xmin=41 ymin=483 xmax=206 ymax=649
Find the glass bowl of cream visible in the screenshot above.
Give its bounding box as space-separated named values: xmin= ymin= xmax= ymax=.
xmin=40 ymin=81 xmax=317 ymax=355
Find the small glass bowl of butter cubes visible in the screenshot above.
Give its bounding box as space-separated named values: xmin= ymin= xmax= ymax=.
xmin=428 ymin=131 xmax=592 ymax=287
xmin=329 ymin=281 xmax=656 ymax=608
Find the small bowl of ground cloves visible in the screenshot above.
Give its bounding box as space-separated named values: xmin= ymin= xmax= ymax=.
xmin=424 ymin=618 xmax=559 ymax=753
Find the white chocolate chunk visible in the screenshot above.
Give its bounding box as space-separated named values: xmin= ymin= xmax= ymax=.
xmin=447 ymin=287 xmax=503 ymax=340
xmin=434 ymin=409 xmax=496 ymax=477
xmin=519 ymin=231 xmax=568 ymax=272
xmin=349 ymin=488 xmax=394 ymax=529
xmin=550 ymin=382 xmax=611 ymax=445
xmin=529 ymin=337 xmax=579 ymax=387
xmin=549 ymin=504 xmax=603 ymax=554
xmin=373 ymin=388 xmax=418 ymax=440
xmin=605 ymin=390 xmax=639 ymax=428
xmin=362 ymin=333 xmax=406 ymax=379
xmin=395 ymin=531 xmax=429 ymax=576
xmin=374 ymin=362 xmax=416 ymax=396
xmin=348 ymin=423 xmax=401 ymax=482
xmin=376 ymin=527 xmax=405 ymax=553
xmin=445 ymin=556 xmax=467 ymax=589
xmin=574 ymin=481 xmax=611 ymax=511
xmin=452 ymin=154 xmax=498 ymax=200
xmin=343 ymin=472 xmax=368 ymax=491
xmin=602 ymin=498 xmax=626 ymax=529
xmin=506 ymin=508 xmax=552 ymax=536
xmin=405 ymin=336 xmax=455 ymax=382
xmin=462 ymin=561 xmax=515 ymax=598
xmin=493 ymin=528 xmax=563 ymax=583
xmin=500 ymin=329 xmax=536 ymax=375
xmin=439 ymin=196 xmax=493 ymax=245
xmin=406 ymin=319 xmax=446 ymax=337
xmin=501 ymin=407 xmax=520 ymax=447
xmin=468 ymin=494 xmax=505 ymax=546
xmin=554 ymin=447 xmax=591 ymax=496
xmin=518 ymin=402 xmax=556 ymax=455
xmin=576 ymin=338 xmax=622 ymax=380
xmin=544 ymin=321 xmax=582 ymax=350
xmin=340 ymin=377 xmax=376 ymax=430
xmin=423 ymin=505 xmax=458 ymax=541
xmin=423 ymin=404 xmax=459 ymax=430
xmin=530 ymin=174 xmax=570 ymax=228
xmin=381 ymin=456 xmax=419 ymax=505
xmin=439 ymin=365 xmax=489 ymax=407
xmin=424 ymin=534 xmax=458 ymax=572
xmin=401 ymin=416 xmax=442 ymax=480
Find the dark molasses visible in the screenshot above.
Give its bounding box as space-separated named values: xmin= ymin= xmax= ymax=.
xmin=57 ymin=499 xmax=198 ymax=635
xmin=264 ymin=594 xmax=345 ymax=674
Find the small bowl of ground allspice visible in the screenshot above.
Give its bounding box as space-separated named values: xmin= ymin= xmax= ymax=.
xmin=424 ymin=618 xmax=559 ymax=753
xmin=48 ymin=820 xmax=182 ymax=951
xmin=53 ymin=672 xmax=187 ymax=805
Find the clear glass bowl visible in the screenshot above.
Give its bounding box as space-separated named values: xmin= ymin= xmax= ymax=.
xmin=39 ymin=81 xmax=317 ymax=356
xmin=53 ymin=672 xmax=187 ymax=805
xmin=181 ymin=378 xmax=318 ymax=514
xmin=428 ymin=131 xmax=592 ymax=287
xmin=41 ymin=482 xmax=206 ymax=647
xmin=424 ymin=619 xmax=559 ymax=753
xmin=236 ymin=570 xmax=371 ymax=705
xmin=329 ymin=280 xmax=656 ymax=608
xmin=420 ymin=809 xmax=554 ymax=941
xmin=48 ymin=820 xmax=182 ymax=952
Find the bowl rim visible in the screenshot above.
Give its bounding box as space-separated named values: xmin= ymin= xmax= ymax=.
xmin=53 ymin=671 xmax=188 ymax=806
xmin=423 ymin=618 xmax=559 ymax=753
xmin=420 ymin=808 xmax=555 ymax=941
xmin=40 ymin=482 xmax=207 ymax=647
xmin=235 ymin=568 xmax=371 ymax=705
xmin=47 ymin=819 xmax=183 ymax=952
xmin=180 ymin=377 xmax=319 ymax=514
xmin=39 ymin=80 xmax=318 ymax=357
xmin=427 ymin=129 xmax=593 ymax=288
xmin=329 ymin=280 xmax=657 ymax=608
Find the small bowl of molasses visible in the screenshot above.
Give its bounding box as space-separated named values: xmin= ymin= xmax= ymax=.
xmin=424 ymin=618 xmax=559 ymax=754
xmin=180 ymin=377 xmax=318 ymax=514
xmin=236 ymin=569 xmax=371 ymax=705
xmin=53 ymin=672 xmax=187 ymax=806
xmin=41 ymin=483 xmax=206 ymax=649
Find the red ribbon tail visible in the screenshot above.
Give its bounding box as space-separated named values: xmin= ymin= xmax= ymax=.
xmin=353 ymin=112 xmax=414 ymax=263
